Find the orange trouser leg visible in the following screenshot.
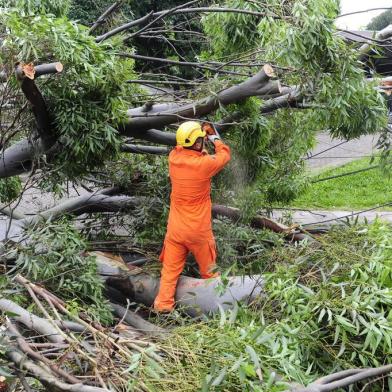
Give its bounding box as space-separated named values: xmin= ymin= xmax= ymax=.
xmin=189 ymin=237 xmax=219 ymax=279
xmin=153 ymin=239 xmax=188 ymax=312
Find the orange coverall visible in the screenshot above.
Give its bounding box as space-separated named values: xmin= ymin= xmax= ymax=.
xmin=154 ymin=140 xmax=231 ymax=311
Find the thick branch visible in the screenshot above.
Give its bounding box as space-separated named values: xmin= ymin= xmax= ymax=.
xmin=121 ymin=65 xmax=279 ymax=135
xmin=212 ymin=204 xmax=310 ymax=242
xmin=110 ymin=303 xmax=167 ymax=337
xmin=0 ymin=138 xmax=44 ymax=178
xmin=15 ymin=63 xmax=59 ymax=147
xmin=120 ymin=144 xmax=169 ymax=155
xmin=0 ymin=202 xmax=26 ymax=220
xmin=0 ymin=298 xmax=63 ymax=343
xmin=260 ymin=87 xmax=302 ymax=114
xmin=126 ymin=128 xmax=176 ymax=145
xmin=14 ymin=62 xmax=63 ymax=80
xmin=95 ymin=252 xmax=263 ymax=317
xmin=89 ymin=1 xmax=122 ymax=34
xmin=20 ymin=194 xmax=143 ymax=227
xmin=292 ymin=365 xmax=392 ymax=392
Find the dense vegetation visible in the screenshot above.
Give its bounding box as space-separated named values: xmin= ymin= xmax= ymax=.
xmin=0 ymin=0 xmax=391 ymax=390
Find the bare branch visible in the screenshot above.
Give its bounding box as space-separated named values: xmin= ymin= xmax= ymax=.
xmin=95 ymin=12 xmax=153 ymax=43
xmin=20 ymin=194 xmax=143 ymax=227
xmin=89 ymin=1 xmax=122 ymax=34
xmin=6 ymin=320 xmax=80 ymax=385
xmin=336 ymin=8 xmax=392 ymax=18
xmin=5 ymin=347 xmax=108 ymax=392
xmin=100 ymin=3 xmax=282 ymax=43
xmin=291 ymin=365 xmax=392 ymax=392
xmin=118 ymin=52 xmax=250 ymax=76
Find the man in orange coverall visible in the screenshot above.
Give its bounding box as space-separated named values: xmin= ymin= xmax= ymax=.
xmin=153 ymin=121 xmax=231 ymax=312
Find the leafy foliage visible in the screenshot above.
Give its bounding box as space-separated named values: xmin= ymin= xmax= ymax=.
xmin=200 ymin=0 xmax=388 ymax=204
xmin=0 ymin=177 xmax=21 ymax=203
xmin=0 ymin=0 xmax=70 ymax=17
xmin=0 ymin=2 xmax=138 ymax=181
xmin=155 ymin=222 xmax=392 ymax=391
xmin=14 ymin=219 xmax=113 ymax=324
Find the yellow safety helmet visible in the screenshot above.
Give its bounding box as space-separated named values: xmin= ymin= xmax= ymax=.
xmin=176 ymin=121 xmax=206 ymax=147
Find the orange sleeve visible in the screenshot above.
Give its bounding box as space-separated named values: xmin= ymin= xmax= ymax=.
xmin=201 ymin=140 xmax=231 ymax=177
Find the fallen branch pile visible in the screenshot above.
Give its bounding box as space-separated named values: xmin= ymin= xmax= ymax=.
xmin=1 ymin=274 xmax=167 ymax=392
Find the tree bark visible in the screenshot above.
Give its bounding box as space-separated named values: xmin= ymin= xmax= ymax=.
xmin=20 ymin=194 xmax=144 ymax=227
xmin=95 ymin=252 xmax=263 ymax=317
xmin=0 ymin=137 xmax=43 ymax=178
xmin=212 ymin=204 xmax=311 ymax=242
xmin=109 ymin=303 xmax=167 ymax=337
xmin=0 ymin=298 xmax=64 ymax=343
xmin=120 ymin=144 xmax=170 ymax=155
xmin=120 ymin=65 xmax=279 ymax=135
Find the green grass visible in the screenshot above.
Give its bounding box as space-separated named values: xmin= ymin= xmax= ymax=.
xmin=293 ymin=157 xmax=392 ymax=210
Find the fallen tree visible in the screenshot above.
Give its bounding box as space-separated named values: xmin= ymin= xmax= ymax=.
xmin=0 ymin=0 xmax=391 ymax=390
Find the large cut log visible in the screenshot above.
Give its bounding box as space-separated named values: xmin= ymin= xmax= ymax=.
xmin=120 ymin=65 xmax=280 ymax=135
xmin=94 ymin=252 xmax=263 ymax=317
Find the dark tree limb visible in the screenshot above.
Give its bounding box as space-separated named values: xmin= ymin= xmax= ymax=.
xmin=89 ymin=1 xmax=122 ymax=34
xmin=120 ymin=144 xmax=170 ymax=155
xmin=15 ymin=63 xmax=56 ymax=147
xmin=20 ymin=194 xmax=144 ymax=227
xmin=212 ymin=204 xmax=311 ymax=242
xmin=95 ymin=12 xmax=153 ymax=43
xmin=121 ymin=64 xmax=279 ymax=135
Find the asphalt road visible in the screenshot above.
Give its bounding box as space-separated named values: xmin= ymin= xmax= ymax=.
xmin=306 ymin=132 xmax=379 ymax=171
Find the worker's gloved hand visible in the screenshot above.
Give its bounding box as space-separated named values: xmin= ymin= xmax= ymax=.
xmin=207 ymin=134 xmax=220 ymax=143
xmin=202 ymin=122 xmax=221 ymax=143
